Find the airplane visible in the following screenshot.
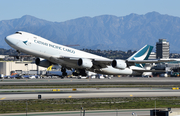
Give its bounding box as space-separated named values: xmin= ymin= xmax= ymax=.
xmin=5 ymin=31 xmax=175 ymax=77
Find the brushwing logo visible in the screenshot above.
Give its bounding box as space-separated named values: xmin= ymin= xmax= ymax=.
xmin=23 ymin=41 xmax=28 ymax=45
xmin=134 ymin=46 xmax=150 ymax=68
xmin=134 ymin=47 xmax=150 ymax=60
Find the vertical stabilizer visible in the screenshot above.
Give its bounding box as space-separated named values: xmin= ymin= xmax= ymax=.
xmin=127 ymin=45 xmax=153 ymax=68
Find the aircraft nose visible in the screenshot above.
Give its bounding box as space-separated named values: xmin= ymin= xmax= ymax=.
xmin=5 ymin=35 xmax=17 ymax=46
xmin=5 ymin=35 xmax=13 ymax=45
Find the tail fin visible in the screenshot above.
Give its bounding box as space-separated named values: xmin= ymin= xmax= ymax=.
xmin=127 ymin=45 xmax=153 ymax=67
xmin=47 ymin=65 xmax=53 ymax=71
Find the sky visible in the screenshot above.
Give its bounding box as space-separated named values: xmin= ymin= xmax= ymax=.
xmin=0 ymin=0 xmax=180 ymax=22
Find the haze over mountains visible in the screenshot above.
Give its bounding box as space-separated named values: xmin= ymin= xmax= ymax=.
xmin=1 ymin=11 xmax=180 ymax=52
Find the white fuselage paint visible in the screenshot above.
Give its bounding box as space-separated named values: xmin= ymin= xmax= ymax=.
xmin=5 ymin=31 xmax=135 ymax=75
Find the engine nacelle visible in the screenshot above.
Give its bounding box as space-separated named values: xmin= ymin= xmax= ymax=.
xmin=112 ymin=59 xmax=127 ymax=69
xmin=35 ymin=58 xmax=52 ymax=68
xmin=78 ymin=58 xmax=93 ymax=68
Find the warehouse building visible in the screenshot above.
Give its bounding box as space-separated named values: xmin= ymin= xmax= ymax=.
xmin=0 ymin=61 xmax=46 ymax=75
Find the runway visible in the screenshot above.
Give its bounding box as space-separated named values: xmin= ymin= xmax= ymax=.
xmin=1 ymin=77 xmax=180 ymax=100
xmin=0 ymin=87 xmax=180 ymax=100
xmin=1 ymin=77 xmax=180 ymax=85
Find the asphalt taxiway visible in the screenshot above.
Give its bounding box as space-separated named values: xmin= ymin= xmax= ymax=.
xmin=1 ymin=77 xmax=180 ymax=85
xmin=1 ymin=108 xmax=180 ymax=116
xmin=0 ymin=87 xmax=180 ymax=100
xmin=0 ymin=109 xmax=153 ymax=116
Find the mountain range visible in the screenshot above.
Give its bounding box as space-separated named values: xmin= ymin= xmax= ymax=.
xmin=1 ymin=11 xmax=180 ymax=53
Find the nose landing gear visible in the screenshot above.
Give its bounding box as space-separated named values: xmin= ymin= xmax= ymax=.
xmin=16 ymin=50 xmax=20 ymax=59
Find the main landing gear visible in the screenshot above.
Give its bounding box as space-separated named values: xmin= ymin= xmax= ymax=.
xmin=61 ymin=67 xmax=67 ymax=77
xmin=72 ymin=69 xmax=87 ymax=76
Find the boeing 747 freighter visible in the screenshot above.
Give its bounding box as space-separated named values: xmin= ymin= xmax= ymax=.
xmin=5 ymin=31 xmax=173 ymax=76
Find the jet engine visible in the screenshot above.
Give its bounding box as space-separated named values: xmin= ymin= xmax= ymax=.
xmin=35 ymin=58 xmax=52 ymax=68
xmin=78 ymin=58 xmax=93 ymax=68
xmin=112 ymin=59 xmax=127 ymax=69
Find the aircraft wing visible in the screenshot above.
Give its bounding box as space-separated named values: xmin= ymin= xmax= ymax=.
xmin=49 ymin=56 xmax=112 ymax=69
xmin=50 ymin=55 xmax=178 ymax=69
xmin=49 ymin=56 xmax=78 ymax=66
xmin=91 ymin=59 xmax=112 ymax=69
xmin=127 ymin=59 xmax=176 ymax=64
xmin=133 ymin=69 xmax=166 ymax=72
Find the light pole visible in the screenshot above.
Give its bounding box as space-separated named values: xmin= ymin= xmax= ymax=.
xmin=25 ymin=64 xmax=28 ymax=75
xmin=80 ymin=107 xmax=83 ymax=116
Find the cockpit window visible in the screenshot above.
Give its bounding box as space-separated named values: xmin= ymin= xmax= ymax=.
xmin=15 ymin=32 xmax=22 ymax=34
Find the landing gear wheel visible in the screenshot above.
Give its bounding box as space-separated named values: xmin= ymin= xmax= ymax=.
xmin=16 ymin=50 xmax=20 ymax=59
xmin=61 ymin=67 xmax=67 ymax=77
xmin=80 ymin=70 xmax=87 ymax=76
xmin=73 ymin=72 xmax=79 ymax=76
xmin=16 ymin=56 xmax=19 ymax=59
xmin=62 ymin=72 xmax=67 ymax=76
xmin=61 ymin=68 xmax=66 ymax=72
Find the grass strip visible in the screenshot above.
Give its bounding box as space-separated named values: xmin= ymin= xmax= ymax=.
xmin=0 ymin=97 xmax=180 ymax=113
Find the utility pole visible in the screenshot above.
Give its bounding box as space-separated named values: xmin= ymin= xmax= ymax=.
xmin=116 ymin=109 xmax=118 ymax=116
xmin=26 ymin=100 xmax=28 ymax=116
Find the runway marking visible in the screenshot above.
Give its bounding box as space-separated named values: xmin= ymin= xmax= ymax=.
xmin=0 ymin=97 xmax=6 ymax=100
xmin=68 ymin=96 xmax=72 ymax=98
xmin=130 ymin=95 xmax=133 ymax=97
